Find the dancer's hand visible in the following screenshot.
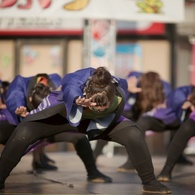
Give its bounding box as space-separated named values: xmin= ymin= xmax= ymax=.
xmin=75 ymin=96 xmax=96 ymax=108
xmin=15 ymin=106 xmax=29 ymax=117
xmin=127 ymin=76 xmax=142 ymax=93
xmin=0 ymin=99 xmax=6 ymax=109
xmin=182 ymin=101 xmax=195 ymax=111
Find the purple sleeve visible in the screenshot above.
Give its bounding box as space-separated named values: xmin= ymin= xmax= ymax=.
xmin=61 ymin=68 xmax=93 ymax=119
xmin=6 ymin=75 xmax=29 ymax=124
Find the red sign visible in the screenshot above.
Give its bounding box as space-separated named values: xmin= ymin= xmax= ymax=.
xmin=117 ymin=22 xmax=165 ymax=35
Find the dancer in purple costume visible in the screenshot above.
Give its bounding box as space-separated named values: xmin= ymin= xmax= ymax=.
xmin=0 ymin=67 xmax=170 ymax=193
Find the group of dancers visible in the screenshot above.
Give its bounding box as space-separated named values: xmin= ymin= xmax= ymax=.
xmin=0 ymin=67 xmax=195 ymax=194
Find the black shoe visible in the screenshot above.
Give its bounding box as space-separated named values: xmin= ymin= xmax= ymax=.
xmin=32 ymin=160 xmax=58 ymax=171
xmin=87 ymin=171 xmax=112 ymax=183
xmin=143 ymin=180 xmax=171 ymax=194
xmin=117 ymin=160 xmax=134 ymax=172
xmin=176 ymin=155 xmax=193 ymax=166
xmin=42 ymin=153 xmax=55 ymax=164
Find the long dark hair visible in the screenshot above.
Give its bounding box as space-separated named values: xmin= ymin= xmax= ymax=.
xmin=84 ymin=67 xmax=115 ymax=107
xmin=29 ymin=83 xmax=51 ymax=110
xmin=0 ymin=81 xmax=10 ymax=104
xmin=134 ymin=71 xmax=165 ymax=114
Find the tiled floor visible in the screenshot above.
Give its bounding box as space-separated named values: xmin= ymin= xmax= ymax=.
xmin=1 ymin=151 xmax=195 ymax=195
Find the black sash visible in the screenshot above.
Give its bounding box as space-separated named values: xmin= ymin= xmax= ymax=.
xmin=24 ymin=102 xmax=66 ymax=122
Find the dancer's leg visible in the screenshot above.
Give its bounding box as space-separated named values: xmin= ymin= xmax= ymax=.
xmin=93 ymin=139 xmax=108 ymax=160
xmin=0 ymin=120 xmax=72 ymax=189
xmin=158 ymin=119 xmax=195 ymax=181
xmin=107 ymin=120 xmax=171 ymax=194
xmin=48 ymin=132 xmax=112 ymax=183
xmin=117 ymin=116 xmax=165 ymax=172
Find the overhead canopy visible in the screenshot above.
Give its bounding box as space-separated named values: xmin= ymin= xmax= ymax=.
xmin=0 ymin=0 xmax=184 ymax=23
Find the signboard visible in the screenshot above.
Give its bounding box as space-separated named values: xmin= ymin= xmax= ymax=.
xmin=0 ymin=18 xmax=83 ymax=35
xmin=0 ymin=0 xmax=184 ymax=22
xmin=117 ymin=22 xmax=165 ymax=35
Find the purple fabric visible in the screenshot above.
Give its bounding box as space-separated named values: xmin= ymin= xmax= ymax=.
xmin=61 ymin=67 xmax=128 ymax=127
xmin=143 ymin=107 xmax=177 ymax=125
xmin=190 ymin=110 xmax=195 ymax=121
xmin=0 ymin=109 xmax=15 ymax=123
xmin=30 ymin=91 xmax=64 ymax=115
xmin=124 ymin=71 xmax=172 ymax=113
xmin=6 ymin=74 xmax=62 ymax=125
xmin=167 ymin=85 xmax=193 ymax=121
xmin=24 ymin=140 xmax=49 ymax=155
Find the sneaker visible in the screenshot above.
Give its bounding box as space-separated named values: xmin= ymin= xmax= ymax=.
xmin=117 ymin=160 xmax=135 ymax=172
xmin=143 ymin=180 xmax=171 ymax=194
xmin=87 ymin=171 xmax=112 ymax=183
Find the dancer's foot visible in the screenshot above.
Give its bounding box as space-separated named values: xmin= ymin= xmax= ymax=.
xmin=157 ymin=174 xmax=171 ymax=182
xmin=41 ymin=153 xmax=55 ymax=164
xmin=157 ymin=166 xmax=172 ymax=182
xmin=117 ymin=160 xmax=134 ymax=172
xmin=87 ymin=171 xmax=112 ymax=183
xmin=32 ymin=153 xmax=57 ymax=171
xmin=143 ymin=180 xmax=171 ymax=194
xmin=32 ymin=160 xmax=58 ymax=171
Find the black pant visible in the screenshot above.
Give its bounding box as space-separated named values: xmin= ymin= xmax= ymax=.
xmin=164 ymin=118 xmax=195 ymax=169
xmin=0 ymin=122 xmax=88 ymax=153
xmin=136 ymin=116 xmax=180 ymax=134
xmin=0 ymin=121 xmax=101 ymax=177
xmin=0 ymin=123 xmax=15 ymax=144
xmin=0 ymin=115 xmax=156 ymax=184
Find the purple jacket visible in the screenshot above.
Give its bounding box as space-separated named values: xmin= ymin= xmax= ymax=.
xmin=167 ymin=85 xmax=193 ymax=122
xmin=0 ymin=108 xmax=15 ymax=123
xmin=124 ymin=71 xmax=175 ymax=124
xmin=190 ymin=110 xmax=195 ymax=121
xmin=28 ymin=68 xmax=128 ymax=139
xmin=6 ymin=73 xmax=62 ymax=125
xmin=124 ymin=71 xmax=172 ymax=112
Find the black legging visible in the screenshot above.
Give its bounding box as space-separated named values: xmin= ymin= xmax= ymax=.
xmin=163 ymin=118 xmax=195 ymax=171
xmin=0 ymin=123 xmax=15 ymax=145
xmin=0 ymin=122 xmax=100 ymax=177
xmin=136 ymin=116 xmax=182 ymax=150
xmin=0 ymin=117 xmax=156 ymax=185
xmin=136 ymin=116 xmax=180 ymax=134
xmin=114 ymin=116 xmax=181 ymax=167
xmin=93 ymin=116 xmax=180 ymax=160
xmin=0 ymin=122 xmax=88 ymax=153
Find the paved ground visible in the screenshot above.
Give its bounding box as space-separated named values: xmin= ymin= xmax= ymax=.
xmin=1 ymin=151 xmax=195 ymax=195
